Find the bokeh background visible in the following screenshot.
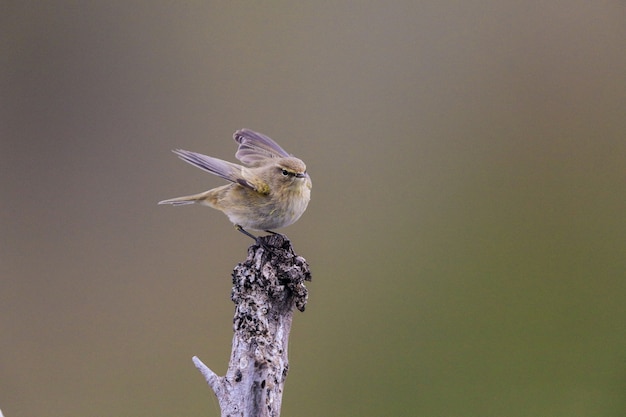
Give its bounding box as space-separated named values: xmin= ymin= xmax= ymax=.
xmin=2 ymin=2 xmax=625 ymax=416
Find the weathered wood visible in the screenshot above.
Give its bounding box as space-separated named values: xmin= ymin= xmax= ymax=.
xmin=193 ymin=233 xmax=311 ymax=417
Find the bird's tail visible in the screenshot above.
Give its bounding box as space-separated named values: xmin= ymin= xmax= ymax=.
xmin=158 ymin=190 xmax=211 ymax=206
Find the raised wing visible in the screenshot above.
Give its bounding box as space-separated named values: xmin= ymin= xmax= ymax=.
xmin=234 ymin=129 xmax=291 ymax=165
xmin=172 ymin=149 xmax=269 ymax=194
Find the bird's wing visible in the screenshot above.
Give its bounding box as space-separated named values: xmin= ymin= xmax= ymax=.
xmin=234 ymin=129 xmax=291 ymax=165
xmin=172 ymin=149 xmax=269 ymax=194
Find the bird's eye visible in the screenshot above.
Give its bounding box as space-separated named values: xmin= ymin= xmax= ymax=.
xmin=281 ymin=169 xmax=290 ymax=176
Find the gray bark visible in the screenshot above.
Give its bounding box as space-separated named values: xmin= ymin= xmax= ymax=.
xmin=193 ymin=233 xmax=311 ymax=417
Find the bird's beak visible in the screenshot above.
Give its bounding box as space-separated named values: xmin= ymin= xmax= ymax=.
xmin=295 ymin=172 xmax=307 ymax=178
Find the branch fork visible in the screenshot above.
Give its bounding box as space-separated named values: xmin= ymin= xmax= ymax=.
xmin=193 ymin=233 xmax=311 ymax=417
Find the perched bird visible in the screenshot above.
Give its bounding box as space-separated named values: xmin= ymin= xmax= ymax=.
xmin=159 ymin=129 xmax=311 ymax=240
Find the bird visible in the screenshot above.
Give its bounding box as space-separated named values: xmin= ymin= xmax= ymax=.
xmin=159 ymin=129 xmax=311 ymax=240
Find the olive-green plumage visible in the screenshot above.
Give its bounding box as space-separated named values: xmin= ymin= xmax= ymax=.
xmin=159 ymin=129 xmax=311 ymax=234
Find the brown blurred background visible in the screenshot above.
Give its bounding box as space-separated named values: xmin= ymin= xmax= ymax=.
xmin=1 ymin=2 xmax=625 ymax=416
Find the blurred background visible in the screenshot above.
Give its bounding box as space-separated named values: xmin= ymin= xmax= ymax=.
xmin=1 ymin=1 xmax=625 ymax=416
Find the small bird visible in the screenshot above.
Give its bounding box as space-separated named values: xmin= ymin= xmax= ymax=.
xmin=159 ymin=129 xmax=312 ymax=240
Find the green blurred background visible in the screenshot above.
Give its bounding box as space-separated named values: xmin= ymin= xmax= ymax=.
xmin=2 ymin=2 xmax=625 ymax=416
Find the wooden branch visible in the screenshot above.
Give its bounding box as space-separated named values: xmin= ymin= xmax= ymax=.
xmin=193 ymin=233 xmax=311 ymax=417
